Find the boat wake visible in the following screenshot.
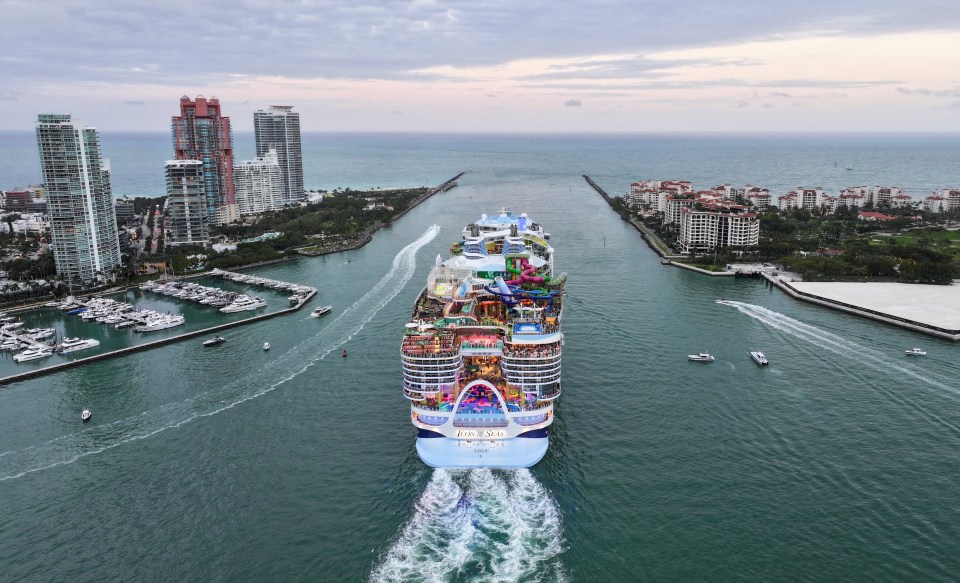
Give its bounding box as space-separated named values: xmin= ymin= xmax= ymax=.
xmin=722 ymin=301 xmax=957 ymax=393
xmin=370 ymin=469 xmax=567 ymax=583
xmin=0 ymin=225 xmax=440 ymax=482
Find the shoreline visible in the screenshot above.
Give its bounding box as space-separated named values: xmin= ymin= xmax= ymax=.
xmin=585 ymin=173 xmax=960 ymax=340
xmin=295 ymin=172 xmax=463 ymax=258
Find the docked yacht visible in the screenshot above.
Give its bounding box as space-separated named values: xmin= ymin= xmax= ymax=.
xmin=133 ymin=314 xmax=185 ymax=332
xmin=750 ymin=351 xmax=769 ymax=365
xmin=220 ymin=295 xmax=267 ymax=313
xmin=58 ymin=337 xmax=101 ymax=353
xmin=14 ymin=346 xmax=54 ymax=362
xmin=904 ymin=347 xmax=926 ymax=356
xmin=688 ymin=351 xmax=715 ymax=362
xmin=311 ymin=305 xmax=332 ymax=318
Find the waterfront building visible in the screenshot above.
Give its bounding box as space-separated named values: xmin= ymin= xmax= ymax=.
xmin=35 ymin=114 xmax=122 ymax=287
xmin=627 ymin=180 xmax=692 ymax=212
xmin=254 ymin=106 xmax=304 ymax=205
xmin=923 ymin=195 xmax=949 ymax=213
xmin=819 ymin=195 xmax=839 ymax=215
xmin=171 ymin=95 xmax=235 ymax=225
xmin=777 ymin=193 xmax=798 ymax=211
xmin=890 ymin=194 xmax=915 ymax=209
xmin=663 ymin=195 xmax=696 ymax=225
xmin=926 ymin=188 xmax=960 ymax=213
xmin=746 ymin=186 xmax=771 ymax=211
xmin=164 ymin=159 xmax=208 ymax=246
xmin=234 ymin=149 xmax=283 ymax=215
xmin=838 ymin=192 xmax=865 ymax=209
xmin=678 ymin=203 xmax=759 ymax=253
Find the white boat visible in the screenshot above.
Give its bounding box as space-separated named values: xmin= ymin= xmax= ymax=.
xmin=203 ymin=336 xmax=226 ymax=347
xmin=81 ymin=409 xmax=92 ymax=422
xmin=133 ymin=314 xmax=185 ymax=332
xmin=58 ymin=337 xmax=101 ymax=353
xmin=220 ymin=295 xmax=267 ymax=313
xmin=14 ymin=346 xmax=54 ymax=362
xmin=311 ymin=305 xmax=332 ymax=318
xmin=688 ymin=351 xmax=715 ymax=362
xmin=750 ymin=351 xmax=769 ymax=365
xmin=263 ymin=342 xmax=271 ymax=351
xmin=904 ymin=347 xmax=926 ymax=356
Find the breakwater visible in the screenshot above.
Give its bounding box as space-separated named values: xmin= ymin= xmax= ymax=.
xmin=584 ymin=174 xmax=681 ymax=258
xmin=762 ymin=273 xmax=960 ymax=340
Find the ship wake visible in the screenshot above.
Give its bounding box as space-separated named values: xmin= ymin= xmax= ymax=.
xmin=370 ymin=469 xmax=567 ymax=583
xmin=0 ymin=225 xmax=440 ymax=481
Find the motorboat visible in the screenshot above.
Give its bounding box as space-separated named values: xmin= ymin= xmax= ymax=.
xmin=263 ymin=342 xmax=271 ymax=351
xmin=688 ymin=351 xmax=715 ymax=362
xmin=203 ymin=336 xmax=226 ymax=347
xmin=81 ymin=409 xmax=92 ymax=422
xmin=58 ymin=337 xmax=101 ymax=354
xmin=750 ymin=351 xmax=769 ymax=365
xmin=13 ymin=346 xmax=54 ymax=363
xmin=904 ymin=347 xmax=926 ymax=356
xmin=715 ymin=298 xmax=728 ymax=304
xmin=311 ymin=305 xmax=332 ymax=318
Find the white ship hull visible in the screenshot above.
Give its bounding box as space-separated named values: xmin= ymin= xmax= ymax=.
xmin=416 ymin=435 xmax=548 ymax=469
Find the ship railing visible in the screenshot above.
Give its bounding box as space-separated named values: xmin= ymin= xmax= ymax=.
xmin=501 ymin=360 xmax=562 ymax=373
xmin=453 ymin=417 xmax=510 ymax=428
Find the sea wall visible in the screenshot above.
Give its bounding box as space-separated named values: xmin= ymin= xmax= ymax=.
xmin=762 ymin=273 xmax=960 ymax=341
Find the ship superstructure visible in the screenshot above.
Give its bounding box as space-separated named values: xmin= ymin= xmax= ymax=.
xmin=402 ymin=209 xmax=567 ymax=468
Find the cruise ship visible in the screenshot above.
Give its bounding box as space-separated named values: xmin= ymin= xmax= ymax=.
xmin=402 ymin=209 xmax=567 ymax=468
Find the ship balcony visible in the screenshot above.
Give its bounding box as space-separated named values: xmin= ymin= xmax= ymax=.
xmin=403 ymin=387 xmax=428 ymax=401
xmin=502 ymin=370 xmax=561 ymax=385
xmin=500 ymin=360 xmax=561 ymax=375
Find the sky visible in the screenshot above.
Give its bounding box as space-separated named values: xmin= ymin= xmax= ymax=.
xmin=2 ymin=0 xmax=960 ymax=132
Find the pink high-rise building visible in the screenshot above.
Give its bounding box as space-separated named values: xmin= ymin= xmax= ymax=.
xmin=171 ymin=95 xmax=235 ymax=226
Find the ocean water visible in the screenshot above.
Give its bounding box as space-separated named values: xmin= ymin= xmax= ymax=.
xmin=1 ymin=132 xmax=960 ymax=582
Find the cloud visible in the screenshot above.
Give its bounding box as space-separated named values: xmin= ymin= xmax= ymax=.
xmin=564 ymin=99 xmax=583 ymax=107
xmin=3 ymin=0 xmax=959 ymax=87
xmin=896 ymin=87 xmax=960 ymax=97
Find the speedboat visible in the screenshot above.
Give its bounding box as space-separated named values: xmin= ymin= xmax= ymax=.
xmin=203 ymin=336 xmax=226 ymax=347
xmin=750 ymin=351 xmax=769 ymax=365
xmin=81 ymin=409 xmax=92 ymax=422
xmin=263 ymin=342 xmax=270 ymax=351
xmin=311 ymin=305 xmax=332 ymax=318
xmin=904 ymin=347 xmax=926 ymax=356
xmin=688 ymin=351 xmax=715 ymax=362
xmin=715 ymin=298 xmax=727 ymax=304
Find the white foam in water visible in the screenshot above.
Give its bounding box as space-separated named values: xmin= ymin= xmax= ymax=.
xmin=371 ymin=469 xmax=567 ymax=583
xmin=0 ymin=225 xmax=440 ymax=481
xmin=723 ymin=301 xmax=958 ymax=395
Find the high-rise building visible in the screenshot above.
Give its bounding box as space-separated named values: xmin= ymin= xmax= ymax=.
xmin=35 ymin=114 xmax=122 ymax=288
xmin=254 ymin=105 xmax=304 ymax=204
xmin=171 ymin=95 xmax=235 ymax=225
xmin=164 ymin=160 xmax=208 ymax=246
xmin=234 ymin=149 xmax=283 ymax=215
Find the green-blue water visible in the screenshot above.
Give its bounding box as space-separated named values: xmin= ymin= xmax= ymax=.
xmin=2 ymin=133 xmax=960 ymax=581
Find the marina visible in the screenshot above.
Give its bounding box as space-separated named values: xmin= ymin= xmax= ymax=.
xmin=0 ymin=272 xmax=317 ymax=385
